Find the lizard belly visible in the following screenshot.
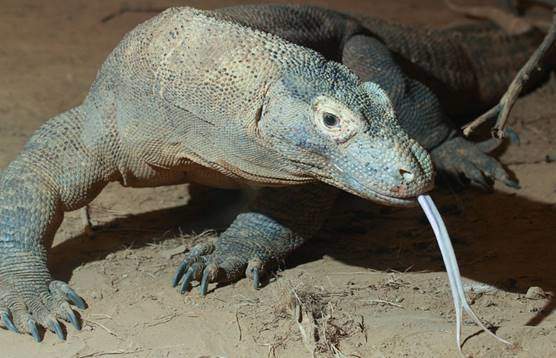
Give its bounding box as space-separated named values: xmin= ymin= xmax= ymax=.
xmin=181 ymin=164 xmax=245 ymax=189
xmin=119 ymin=160 xmax=244 ymax=189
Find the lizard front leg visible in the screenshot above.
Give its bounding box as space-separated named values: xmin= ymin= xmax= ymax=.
xmin=172 ymin=184 xmax=337 ymax=295
xmin=0 ymin=107 xmax=115 ymax=340
xmin=397 ymin=78 xmax=519 ymax=188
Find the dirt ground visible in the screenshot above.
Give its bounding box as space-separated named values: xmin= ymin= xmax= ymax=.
xmin=0 ymin=0 xmax=555 ymax=357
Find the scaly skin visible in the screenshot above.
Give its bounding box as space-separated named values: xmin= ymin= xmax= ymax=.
xmin=0 ymin=7 xmax=433 ymax=341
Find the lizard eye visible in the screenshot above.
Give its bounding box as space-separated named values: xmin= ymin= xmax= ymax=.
xmin=322 ymin=112 xmax=340 ymax=128
xmin=312 ymin=96 xmax=362 ymax=144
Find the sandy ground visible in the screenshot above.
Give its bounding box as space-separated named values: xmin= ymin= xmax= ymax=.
xmin=0 ymin=0 xmax=555 ymax=357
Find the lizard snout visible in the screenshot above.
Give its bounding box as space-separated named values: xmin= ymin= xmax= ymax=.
xmin=398 ymin=168 xmax=415 ymax=183
xmin=389 ymin=168 xmax=416 ymax=196
xmin=322 ymin=134 xmax=435 ymax=206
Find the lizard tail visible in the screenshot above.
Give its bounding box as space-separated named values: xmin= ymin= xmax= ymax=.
xmin=357 ymin=15 xmax=553 ymax=116
xmin=444 ymin=0 xmax=534 ymax=35
xmin=452 ymin=22 xmax=554 ymax=102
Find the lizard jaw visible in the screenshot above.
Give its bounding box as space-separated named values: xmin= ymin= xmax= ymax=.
xmin=324 ymin=160 xmax=433 ymax=207
xmin=323 ymin=173 xmax=430 ymax=207
xmin=343 ymin=184 xmax=422 ymax=207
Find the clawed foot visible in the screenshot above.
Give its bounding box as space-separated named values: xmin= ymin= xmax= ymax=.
xmin=172 ymin=241 xmax=266 ymax=296
xmin=431 ymin=136 xmax=519 ymax=190
xmin=0 ymin=279 xmax=86 ymax=342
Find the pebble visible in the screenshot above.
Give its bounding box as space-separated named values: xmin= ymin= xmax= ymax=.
xmin=525 ymin=286 xmax=546 ymax=300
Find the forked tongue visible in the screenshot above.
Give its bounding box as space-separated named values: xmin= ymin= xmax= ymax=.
xmin=417 ymin=194 xmax=511 ymax=354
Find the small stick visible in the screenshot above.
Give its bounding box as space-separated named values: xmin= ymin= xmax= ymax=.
xmin=369 ymin=298 xmax=404 ymax=308
xmin=80 ymin=205 xmax=95 ymax=237
xmin=463 ymin=8 xmax=556 ymax=138
xmin=235 ymin=309 xmax=243 ymax=342
xmin=84 ymin=319 xmax=119 ymax=338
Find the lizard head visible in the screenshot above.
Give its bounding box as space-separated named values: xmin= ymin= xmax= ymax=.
xmin=257 ymin=61 xmax=434 ymax=206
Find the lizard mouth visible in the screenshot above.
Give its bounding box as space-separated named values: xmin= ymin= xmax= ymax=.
xmin=332 ymin=179 xmax=422 ymax=207
xmin=325 ymin=167 xmax=428 ymax=207
xmin=356 ymin=187 xmax=419 ymax=206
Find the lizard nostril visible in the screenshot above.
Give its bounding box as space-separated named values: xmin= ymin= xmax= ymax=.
xmin=399 ymin=168 xmax=414 ymax=182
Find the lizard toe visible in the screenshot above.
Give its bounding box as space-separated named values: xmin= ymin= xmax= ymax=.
xmin=458 ymin=161 xmax=492 ymax=191
xmin=49 ymin=280 xmax=87 ymax=310
xmin=199 ymin=263 xmax=219 ymax=296
xmin=0 ymin=310 xmax=18 ymax=333
xmin=0 ymin=291 xmax=18 ymax=333
xmin=45 ymin=318 xmax=65 ymax=341
xmin=172 ymin=242 xmax=215 ymax=288
xmin=178 ymin=262 xmax=205 ymax=294
xmin=11 ymin=306 xmax=42 ymax=342
xmin=245 ymin=258 xmax=264 ymax=290
xmin=45 ymin=286 xmax=82 ymax=332
xmin=26 ymin=317 xmax=41 ymax=342
xmin=28 ymin=293 xmax=67 ymax=341
xmin=30 ymin=280 xmax=85 ymax=338
xmin=173 ymin=254 xmax=246 ymax=296
xmin=196 ymin=256 xmax=257 ymax=296
xmin=1 ymin=288 xmax=42 ymax=340
xmin=465 ymin=149 xmax=520 ymax=189
xmin=49 ymin=301 xmax=81 ymax=331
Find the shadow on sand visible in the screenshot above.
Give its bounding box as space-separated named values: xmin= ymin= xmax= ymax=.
xmin=48 ymin=184 xmax=555 ymax=326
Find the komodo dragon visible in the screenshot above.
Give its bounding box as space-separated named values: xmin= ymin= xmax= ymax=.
xmin=0 ymin=5 xmax=552 ymax=341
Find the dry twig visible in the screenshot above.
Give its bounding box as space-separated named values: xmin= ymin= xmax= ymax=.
xmin=84 ymin=319 xmax=119 ymax=338
xmin=369 ymin=298 xmax=404 ymax=309
xmin=463 ymin=8 xmax=556 ymax=138
xmin=235 ymin=309 xmax=243 ymax=342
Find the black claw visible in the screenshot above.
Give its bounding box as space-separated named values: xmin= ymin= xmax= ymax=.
xmin=252 ymin=268 xmax=260 ymax=290
xmin=472 ymin=179 xmax=492 ymax=192
xmin=468 ymin=170 xmax=491 ymax=191
xmin=172 ymin=261 xmax=188 ymax=287
xmin=504 ymin=178 xmax=521 ymax=189
xmin=67 ymin=310 xmax=81 ymax=331
xmin=67 ymin=289 xmax=87 ymax=309
xmin=179 ymin=268 xmax=195 ymax=294
xmin=28 ymin=320 xmax=41 ymax=342
xmin=49 ymin=319 xmax=65 ymax=341
xmin=199 ymin=269 xmax=210 ymax=296
xmin=504 ymin=128 xmax=520 ymax=144
xmin=2 ymin=312 xmax=18 ymax=333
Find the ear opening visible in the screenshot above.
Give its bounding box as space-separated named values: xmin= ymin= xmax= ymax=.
xmin=361 ymin=81 xmax=396 ymax=121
